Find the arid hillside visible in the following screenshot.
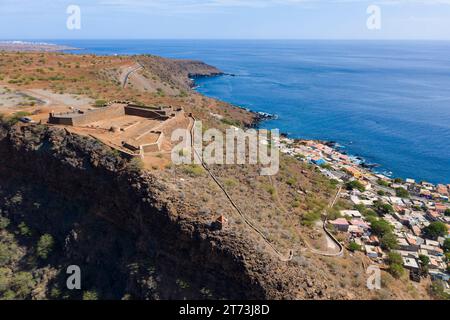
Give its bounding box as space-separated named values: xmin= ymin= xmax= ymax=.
xmin=0 ymin=52 xmax=434 ymax=300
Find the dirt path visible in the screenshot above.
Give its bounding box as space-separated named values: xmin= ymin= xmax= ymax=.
xmin=189 ymin=117 xmax=293 ymax=262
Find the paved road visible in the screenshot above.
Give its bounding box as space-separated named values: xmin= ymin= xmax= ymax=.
xmin=121 ymin=63 xmax=143 ymax=88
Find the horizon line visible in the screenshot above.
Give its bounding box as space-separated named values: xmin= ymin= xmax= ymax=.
xmin=2 ymin=38 xmax=450 ymax=42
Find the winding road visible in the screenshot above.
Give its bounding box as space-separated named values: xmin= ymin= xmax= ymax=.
xmin=121 ymin=63 xmax=144 ymax=88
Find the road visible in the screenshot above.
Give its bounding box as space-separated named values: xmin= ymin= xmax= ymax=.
xmin=121 ymin=63 xmax=143 ymax=88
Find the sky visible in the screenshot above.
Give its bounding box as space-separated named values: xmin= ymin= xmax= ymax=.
xmin=1 ymin=0 xmax=450 ymax=40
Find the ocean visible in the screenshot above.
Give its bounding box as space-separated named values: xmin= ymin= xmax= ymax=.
xmin=51 ymin=39 xmax=450 ymax=184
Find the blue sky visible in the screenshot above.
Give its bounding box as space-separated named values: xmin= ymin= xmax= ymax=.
xmin=1 ymin=0 xmax=450 ymax=40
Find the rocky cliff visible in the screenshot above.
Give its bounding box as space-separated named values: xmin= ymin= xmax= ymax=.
xmin=0 ymin=123 xmax=336 ymax=300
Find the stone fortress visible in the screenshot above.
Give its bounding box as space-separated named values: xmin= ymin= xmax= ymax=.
xmin=48 ymin=101 xmax=187 ymax=159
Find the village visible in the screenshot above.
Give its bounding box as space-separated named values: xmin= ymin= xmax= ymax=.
xmin=276 ymin=136 xmax=450 ymax=294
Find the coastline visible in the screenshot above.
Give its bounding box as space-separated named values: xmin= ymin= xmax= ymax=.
xmin=193 ymin=73 xmax=448 ymax=187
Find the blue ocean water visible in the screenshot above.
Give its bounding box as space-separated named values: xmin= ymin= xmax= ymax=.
xmin=50 ymin=40 xmax=450 ymax=184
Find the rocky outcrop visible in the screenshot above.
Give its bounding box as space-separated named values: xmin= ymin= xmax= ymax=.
xmin=0 ymin=124 xmax=304 ymax=299
xmin=137 ymin=55 xmax=223 ymax=91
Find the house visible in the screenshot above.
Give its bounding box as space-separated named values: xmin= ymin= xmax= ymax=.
xmin=412 ymin=225 xmax=422 ymax=237
xmin=436 ymin=184 xmax=449 ymax=196
xmin=425 ymin=239 xmax=440 ymax=247
xmin=403 ymin=257 xmax=419 ymax=271
xmin=348 ymin=225 xmax=364 ymax=237
xmin=426 ymin=210 xmax=441 ymax=222
xmin=344 ymin=166 xmax=363 ymax=179
xmin=367 ymin=235 xmax=380 ymax=246
xmin=350 ymin=219 xmax=370 ymax=231
xmin=429 ymin=271 xmax=450 ymax=282
xmin=365 ymin=245 xmax=380 ymax=259
xmin=420 ymin=244 xmax=444 ymax=256
xmin=311 ymin=158 xmax=326 ymax=166
xmin=329 ymin=218 xmax=349 ymax=232
xmin=435 ymin=203 xmax=448 ymax=214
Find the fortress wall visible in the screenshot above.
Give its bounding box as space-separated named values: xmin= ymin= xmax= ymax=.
xmin=141 ymin=132 xmax=164 ymax=153
xmin=73 ymin=105 xmax=125 ymax=126
xmin=124 ymin=106 xmax=169 ymax=120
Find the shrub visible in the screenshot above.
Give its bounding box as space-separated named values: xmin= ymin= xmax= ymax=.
xmin=36 ymin=234 xmax=54 ymax=259
xmin=381 ymin=232 xmax=399 ymax=250
xmin=444 ymin=238 xmax=450 ymax=253
xmin=182 ymin=164 xmax=204 ymax=177
xmin=18 ymin=222 xmax=32 ymax=237
xmin=94 ymin=99 xmax=107 ymax=108
xmin=127 ymin=157 xmax=144 ymax=172
xmin=10 ymin=272 xmax=35 ymax=299
xmin=387 ymin=252 xmax=404 ymax=279
xmin=346 ymin=180 xmax=365 ymax=192
xmin=423 ymin=222 xmax=447 ymax=240
xmin=0 ymin=217 xmax=10 ymax=229
xmin=370 ymin=219 xmax=393 ymax=237
xmin=395 ymin=188 xmax=410 ymax=198
xmin=373 ymin=200 xmax=394 ymax=216
xmin=377 ymin=179 xmax=390 ymax=187
xmin=348 ymin=241 xmax=362 ymax=252
xmin=83 ymin=290 xmax=99 ymax=300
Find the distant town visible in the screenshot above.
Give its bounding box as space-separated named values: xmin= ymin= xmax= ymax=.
xmin=277 ymin=136 xmax=450 ymax=294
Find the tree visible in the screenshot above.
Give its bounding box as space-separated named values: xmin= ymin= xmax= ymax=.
xmin=445 ymin=209 xmax=450 ymax=217
xmin=423 ymin=222 xmax=447 ymax=240
xmin=389 ymin=263 xmax=405 ymax=279
xmin=395 ymin=188 xmax=410 ymax=198
xmin=346 ymin=180 xmax=365 ymax=192
xmin=387 ymin=252 xmax=403 ymax=265
xmin=377 ymin=179 xmax=390 ymax=187
xmin=373 ymin=201 xmax=394 ymax=216
xmin=387 ymin=252 xmax=404 ymax=279
xmin=348 ymin=241 xmax=362 ymax=252
xmin=443 ymin=238 xmax=450 ymax=253
xmin=381 ymin=232 xmax=399 ymax=250
xmin=419 ymin=254 xmax=430 ymax=274
xmin=371 ymin=219 xmax=393 ymax=237
xmin=10 ymin=272 xmax=35 ymax=299
xmin=36 ymin=234 xmax=54 ymax=259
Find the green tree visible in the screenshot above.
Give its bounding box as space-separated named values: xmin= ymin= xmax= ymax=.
xmin=381 ymin=232 xmax=399 ymax=250
xmin=419 ymin=254 xmax=430 ymax=275
xmin=443 ymin=238 xmax=450 ymax=253
xmin=36 ymin=234 xmax=54 ymax=259
xmin=346 ymin=180 xmax=365 ymax=192
xmin=377 ymin=179 xmax=390 ymax=187
xmin=445 ymin=209 xmax=450 ymax=217
xmin=10 ymin=272 xmax=35 ymax=299
xmin=387 ymin=252 xmax=403 ymax=265
xmin=387 ymin=252 xmax=404 ymax=279
xmin=371 ymin=219 xmax=393 ymax=237
xmin=348 ymin=241 xmax=362 ymax=252
xmin=395 ymin=188 xmax=410 ymax=198
xmin=423 ymin=222 xmax=447 ymax=240
xmin=373 ymin=201 xmax=394 ymax=216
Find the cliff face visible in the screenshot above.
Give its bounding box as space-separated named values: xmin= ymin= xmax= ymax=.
xmin=0 ymin=124 xmax=304 ymax=300
xmin=137 ymin=55 xmax=223 ymax=91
